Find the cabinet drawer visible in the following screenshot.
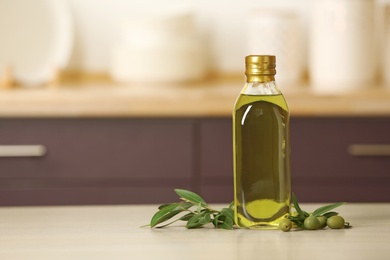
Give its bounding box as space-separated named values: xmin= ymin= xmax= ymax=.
xmin=0 ymin=119 xmax=193 ymax=179
xmin=199 ymin=119 xmax=233 ymax=203
xmin=291 ymin=117 xmax=390 ymax=178
xmin=199 ymin=118 xmax=233 ymax=180
xmin=291 ymin=117 xmax=390 ymax=202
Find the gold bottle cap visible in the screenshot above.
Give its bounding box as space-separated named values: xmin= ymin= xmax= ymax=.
xmin=245 ymin=55 xmax=276 ymax=82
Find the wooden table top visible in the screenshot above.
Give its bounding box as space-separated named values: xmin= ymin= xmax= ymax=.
xmin=0 ymin=203 xmax=389 ymax=259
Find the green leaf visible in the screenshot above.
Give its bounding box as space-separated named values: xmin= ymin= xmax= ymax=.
xmin=292 ymin=193 xmax=306 ymax=218
xmin=194 ymin=211 xmax=211 ymax=225
xmin=196 ymin=203 xmax=202 ymax=213
xmin=186 ymin=211 xmax=211 ymax=229
xmin=312 ymin=202 xmax=345 ymax=217
xmin=212 ymin=213 xmax=223 ymax=228
xmin=158 ymin=203 xmax=175 ymax=210
xmin=175 ymin=189 xmax=208 ymax=206
xmin=220 ymin=216 xmax=234 ymax=230
xmin=150 ymin=202 xmax=192 ymax=227
xmin=150 ymin=204 xmax=180 ymax=227
xmin=322 ymin=211 xmax=339 ymax=218
xmin=221 ymin=208 xmax=234 ymax=221
xmin=288 ymin=215 xmax=304 ymax=221
xmin=186 ymin=221 xmax=204 ymax=229
xmin=228 ymin=201 xmax=234 ymax=209
xmin=180 ymin=212 xmax=195 ymax=221
xmin=154 ymin=216 xmax=183 ymax=228
xmin=212 ymin=210 xmax=234 ymax=230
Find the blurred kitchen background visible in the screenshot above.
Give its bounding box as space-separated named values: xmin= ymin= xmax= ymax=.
xmin=1 ymin=0 xmax=390 ymax=87
xmin=1 ymin=0 xmax=390 ymax=206
xmin=67 ymin=0 xmax=390 ymax=88
xmin=68 ymin=0 xmax=309 ymax=82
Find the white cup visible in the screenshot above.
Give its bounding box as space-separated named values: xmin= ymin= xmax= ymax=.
xmin=245 ymin=9 xmax=305 ymax=87
xmin=383 ymin=4 xmax=390 ymax=87
xmin=309 ymin=0 xmax=376 ymax=94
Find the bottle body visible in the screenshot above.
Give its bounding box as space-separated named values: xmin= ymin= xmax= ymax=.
xmin=233 ymin=58 xmax=291 ymax=229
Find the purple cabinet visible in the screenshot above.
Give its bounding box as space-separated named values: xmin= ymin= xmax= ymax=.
xmin=0 ymin=117 xmax=389 ymax=205
xmin=0 ymin=119 xmax=194 ymax=205
xmin=291 ymin=117 xmax=390 ymax=202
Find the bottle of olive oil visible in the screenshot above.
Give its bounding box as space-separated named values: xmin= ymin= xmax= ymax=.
xmin=233 ymin=55 xmax=291 ymax=229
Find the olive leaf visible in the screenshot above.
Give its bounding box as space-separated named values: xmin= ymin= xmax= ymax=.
xmin=186 ymin=211 xmax=211 ymax=228
xmin=196 ymin=203 xmax=202 ymax=214
xmin=150 ymin=202 xmax=192 ymax=227
xmin=211 ymin=208 xmax=235 ymax=230
xmin=148 ymin=189 xmax=234 ymax=229
xmin=292 ymin=193 xmax=308 ymax=218
xmin=212 ymin=213 xmax=222 ymax=227
xmin=158 ymin=203 xmax=175 ymax=210
xmin=220 ymin=217 xmax=234 ymax=230
xmin=322 ymin=211 xmax=339 ymax=218
xmin=150 ymin=203 xmax=180 ymax=227
xmin=221 ymin=208 xmax=234 ymax=221
xmin=311 ymin=202 xmax=345 ymax=217
xmin=175 ymin=189 xmax=208 ymax=206
xmin=180 ymin=212 xmax=195 ymax=221
xmin=220 ymin=208 xmax=234 ymax=230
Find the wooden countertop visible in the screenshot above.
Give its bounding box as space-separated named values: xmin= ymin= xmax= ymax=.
xmin=0 ymin=203 xmax=389 ymax=259
xmin=1 ymin=77 xmax=390 ymax=117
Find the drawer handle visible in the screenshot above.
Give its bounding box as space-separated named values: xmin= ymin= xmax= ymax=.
xmin=348 ymin=144 xmax=390 ymax=157
xmin=0 ymin=145 xmax=47 ymax=157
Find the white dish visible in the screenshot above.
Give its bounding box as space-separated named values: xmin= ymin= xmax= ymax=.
xmin=0 ymin=0 xmax=73 ymax=86
xmin=110 ymin=8 xmax=207 ymax=83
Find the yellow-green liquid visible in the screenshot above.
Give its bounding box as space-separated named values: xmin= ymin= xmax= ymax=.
xmin=233 ymin=94 xmax=291 ymax=229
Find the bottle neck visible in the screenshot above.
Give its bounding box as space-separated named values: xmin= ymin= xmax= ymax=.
xmin=246 ymin=75 xmax=275 ymax=83
xmin=242 ymin=77 xmax=280 ymax=95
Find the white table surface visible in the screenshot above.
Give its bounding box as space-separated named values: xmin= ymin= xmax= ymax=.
xmin=0 ymin=203 xmax=389 ymax=259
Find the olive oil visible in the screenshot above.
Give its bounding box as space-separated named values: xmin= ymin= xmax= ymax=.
xmin=233 ymin=55 xmax=291 ymax=229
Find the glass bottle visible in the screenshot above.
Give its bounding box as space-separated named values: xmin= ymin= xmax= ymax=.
xmin=233 ymin=55 xmax=291 ymax=229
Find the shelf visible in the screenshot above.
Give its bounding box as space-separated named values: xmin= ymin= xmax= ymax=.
xmin=0 ymin=77 xmax=390 ymax=117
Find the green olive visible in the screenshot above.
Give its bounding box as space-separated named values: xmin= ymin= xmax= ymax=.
xmin=317 ymin=216 xmax=327 ymax=228
xmin=304 ymin=216 xmax=320 ymax=230
xmin=279 ymin=218 xmax=292 ymax=232
xmin=327 ymin=215 xmax=345 ymax=229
